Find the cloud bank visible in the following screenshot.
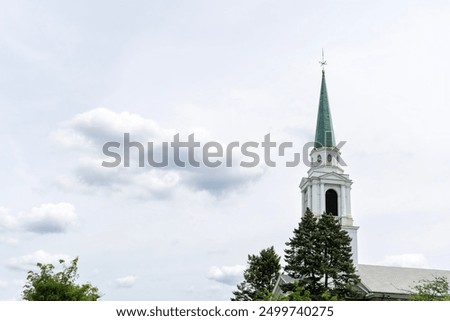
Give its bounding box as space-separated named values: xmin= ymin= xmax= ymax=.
xmin=207 ymin=265 xmax=245 ymax=286
xmin=380 ymin=253 xmax=428 ymax=268
xmin=55 ymin=108 xmax=265 ymax=198
xmin=5 ymin=250 xmax=71 ymax=272
xmin=0 ymin=203 xmax=78 ymax=234
xmin=114 ymin=275 xmax=138 ymax=289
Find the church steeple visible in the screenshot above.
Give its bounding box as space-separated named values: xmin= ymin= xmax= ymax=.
xmin=314 ymin=70 xmax=336 ymax=148
xmin=299 ymin=55 xmax=359 ymax=264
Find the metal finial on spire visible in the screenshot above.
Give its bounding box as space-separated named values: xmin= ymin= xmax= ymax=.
xmin=319 ymin=48 xmax=327 ymax=71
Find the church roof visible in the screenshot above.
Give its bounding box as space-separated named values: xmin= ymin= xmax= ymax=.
xmin=314 ymin=70 xmax=336 ymax=148
xmin=273 ymin=264 xmax=450 ymax=300
xmin=357 ymin=264 xmax=450 ymax=299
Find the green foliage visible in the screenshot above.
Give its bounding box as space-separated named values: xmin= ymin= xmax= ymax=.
xmin=22 ymin=257 xmax=100 ymax=301
xmin=263 ymin=281 xmax=337 ymax=301
xmin=409 ymin=276 xmax=450 ymax=301
xmin=232 ymin=246 xmax=281 ymax=301
xmin=284 ymin=209 xmax=360 ymax=300
xmin=320 ymin=290 xmax=338 ymax=301
xmin=259 ymin=281 xmax=311 ymax=301
xmin=278 ymin=281 xmax=312 ymax=301
xmin=284 ymin=210 xmax=321 ymax=293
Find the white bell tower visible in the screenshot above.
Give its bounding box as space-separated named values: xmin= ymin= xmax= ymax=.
xmin=299 ymin=66 xmax=359 ymax=264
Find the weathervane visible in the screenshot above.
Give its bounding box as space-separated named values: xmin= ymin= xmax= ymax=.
xmin=319 ymin=49 xmax=327 ymax=71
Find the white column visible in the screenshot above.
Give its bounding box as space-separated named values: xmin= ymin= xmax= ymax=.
xmin=347 ymin=186 xmax=352 ymax=215
xmin=301 ymin=191 xmax=305 ymax=215
xmin=312 ymin=182 xmax=319 ymax=214
xmin=341 ymin=184 xmax=347 ymax=217
xmin=320 ymin=183 xmax=325 ymax=214
xmin=307 ymin=185 xmax=312 ymax=210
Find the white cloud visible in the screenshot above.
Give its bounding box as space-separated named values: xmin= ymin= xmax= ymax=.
xmin=54 ymin=108 xmax=265 ymax=198
xmin=0 ymin=203 xmax=78 ymax=234
xmin=115 ymin=275 xmax=138 ymax=288
xmin=19 ymin=203 xmax=78 ymax=234
xmin=54 ymin=108 xmax=172 ymax=149
xmin=66 ymin=158 xmax=181 ymax=199
xmin=5 ymin=250 xmax=71 ymax=272
xmin=380 ymin=253 xmax=428 ymax=268
xmin=0 ymin=207 xmax=17 ymax=231
xmin=207 ymin=265 xmax=245 ymax=286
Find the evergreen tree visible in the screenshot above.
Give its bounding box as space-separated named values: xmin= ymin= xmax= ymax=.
xmin=260 ymin=281 xmax=312 ymax=301
xmin=284 ymin=209 xmax=360 ymax=300
xmin=232 ymin=246 xmax=281 ymax=301
xmin=316 ymin=213 xmax=360 ymax=299
xmin=284 ymin=209 xmax=323 ymax=294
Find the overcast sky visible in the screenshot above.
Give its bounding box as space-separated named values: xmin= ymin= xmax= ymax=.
xmin=1 ymin=0 xmax=450 ymax=300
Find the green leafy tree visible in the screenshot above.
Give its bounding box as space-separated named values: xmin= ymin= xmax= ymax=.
xmin=232 ymin=246 xmax=281 ymax=301
xmin=22 ymin=257 xmax=100 ymax=301
xmin=409 ymin=276 xmax=450 ymax=301
xmin=284 ymin=209 xmax=360 ymax=300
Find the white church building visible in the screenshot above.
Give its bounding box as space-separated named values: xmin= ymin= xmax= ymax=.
xmin=273 ymin=65 xmax=450 ymax=300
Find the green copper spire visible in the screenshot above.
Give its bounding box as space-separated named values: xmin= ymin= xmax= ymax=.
xmin=314 ymin=70 xmax=336 ymax=148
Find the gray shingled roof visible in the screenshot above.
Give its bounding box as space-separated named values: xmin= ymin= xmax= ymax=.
xmin=273 ymin=264 xmax=450 ymax=299
xmin=357 ymin=264 xmax=450 ymax=298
